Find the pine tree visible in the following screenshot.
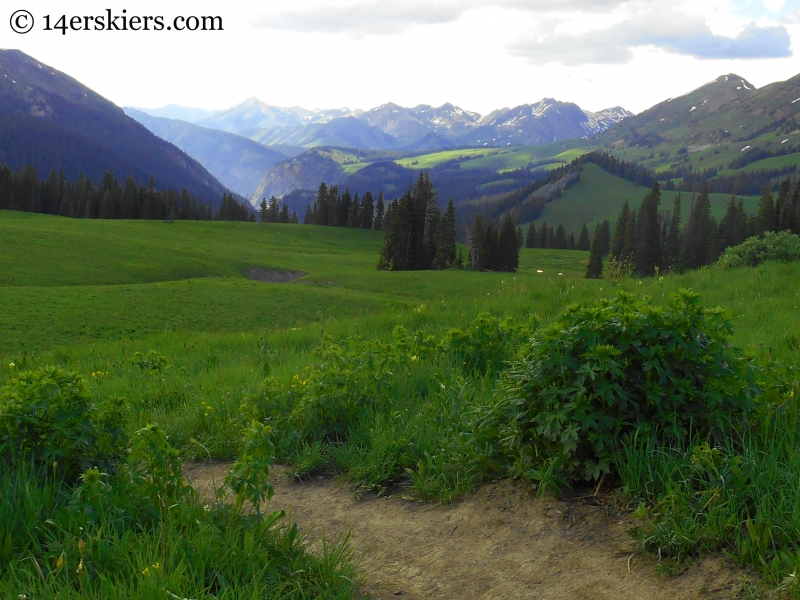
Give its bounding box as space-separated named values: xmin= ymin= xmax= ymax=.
xmin=634 ymin=182 xmax=662 ymax=277
xmin=291 ymin=210 xmax=299 ymax=224
xmin=554 ymin=223 xmax=567 ymax=249
xmin=280 ymin=203 xmax=290 ymax=223
xmin=757 ymin=186 xmax=776 ymax=235
xmin=577 ymin=223 xmax=591 ymax=251
xmin=539 ymin=221 xmax=549 ymax=248
xmin=621 ymin=208 xmax=638 ymax=262
xmin=497 ymin=213 xmax=519 ymax=272
xmin=664 ymin=194 xmax=682 ymax=270
xmin=567 ymin=232 xmax=576 ymax=250
xmin=598 ymin=220 xmax=611 ymax=257
xmin=526 ymin=223 xmax=538 ymax=248
xmin=303 ymin=204 xmax=313 ymax=224
xmin=374 ymin=192 xmax=385 ymax=230
xmin=586 ymin=226 xmax=604 ymax=279
xmin=470 ymin=214 xmax=488 ymax=270
xmin=679 ymin=184 xmax=713 ymax=271
xmin=338 ymin=188 xmax=352 ymax=226
xmin=516 ymin=226 xmax=524 ymax=249
xmin=346 ymin=192 xmax=361 ymax=228
xmin=259 ymin=198 xmax=269 ymax=222
xmin=361 ymin=191 xmax=374 ymax=229
xmin=433 ymin=198 xmax=457 ymax=270
xmin=610 ymin=201 xmax=630 ymax=259
xmin=485 ymin=222 xmax=499 ymax=271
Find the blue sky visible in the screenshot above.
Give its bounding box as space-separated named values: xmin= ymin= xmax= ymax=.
xmin=11 ymin=0 xmax=800 ymax=115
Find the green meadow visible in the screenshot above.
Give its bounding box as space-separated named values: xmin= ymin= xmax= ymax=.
xmin=3 ymin=210 xmax=800 ymax=596
xmin=528 ymin=163 xmax=761 ymax=235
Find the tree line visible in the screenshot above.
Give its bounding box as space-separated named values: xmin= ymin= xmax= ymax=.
xmin=586 ymin=176 xmax=800 ymax=278
xmin=525 ymin=221 xmax=592 ymax=251
xmin=258 ymin=197 xmax=300 ymax=224
xmin=379 ymin=173 xmax=459 ymax=271
xmin=303 ymin=183 xmax=385 ymax=230
xmin=468 ymin=213 xmax=520 ymax=272
xmin=0 ymin=163 xmax=255 ymax=222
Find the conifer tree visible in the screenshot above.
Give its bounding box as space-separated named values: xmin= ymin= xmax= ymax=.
xmin=664 ymin=194 xmax=682 ymax=270
xmin=516 ymin=226 xmax=524 ymax=249
xmin=554 ymin=223 xmax=567 ymax=249
xmin=539 ymin=221 xmax=549 ymax=248
xmin=621 ymin=208 xmax=638 ymax=262
xmin=470 ymin=214 xmax=488 ymax=270
xmin=338 ymin=188 xmax=352 ymax=226
xmin=361 ymin=191 xmax=374 ymax=229
xmin=679 ymin=184 xmax=713 ymax=271
xmin=757 ymin=186 xmax=776 ymax=235
xmin=303 ymin=204 xmax=313 ymax=224
xmin=610 ymin=201 xmax=630 ymax=259
xmin=346 ymin=192 xmax=361 ymax=228
xmin=567 ymin=232 xmax=576 ymax=250
xmin=259 ymin=198 xmax=269 ymax=222
xmin=577 ymin=223 xmax=591 ymax=251
xmin=497 ymin=213 xmax=520 ymax=272
xmin=374 ymin=192 xmax=385 ymax=230
xmin=634 ymin=182 xmax=662 ymax=277
xmin=280 ymin=202 xmax=290 ymax=223
xmin=586 ymin=226 xmax=604 ymax=279
xmin=599 ymin=220 xmax=611 ymax=257
xmin=526 ymin=223 xmax=538 ymax=248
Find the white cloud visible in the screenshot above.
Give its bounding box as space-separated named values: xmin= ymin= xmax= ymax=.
xmin=509 ymin=13 xmax=793 ymax=64
xmin=250 ymin=0 xmax=631 ymax=36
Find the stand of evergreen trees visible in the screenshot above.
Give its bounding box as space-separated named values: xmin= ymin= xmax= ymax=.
xmin=303 ymin=183 xmax=384 ymax=230
xmin=378 ymin=173 xmax=459 ymax=271
xmin=0 ymin=163 xmax=255 ymax=222
xmin=258 ymin=196 xmax=300 ymax=224
xmin=525 ymin=221 xmax=590 ymax=251
xmin=468 ymin=213 xmax=520 ymax=272
xmin=586 ymin=177 xmax=800 ymax=278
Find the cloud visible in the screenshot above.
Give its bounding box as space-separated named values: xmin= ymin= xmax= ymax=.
xmin=509 ymin=14 xmax=793 ymax=64
xmin=251 ymin=0 xmax=629 ymax=37
xmin=251 ymin=2 xmax=465 ymax=36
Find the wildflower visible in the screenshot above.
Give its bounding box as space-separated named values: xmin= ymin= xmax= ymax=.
xmin=8 ymin=362 xmax=14 ymax=369
xmin=537 ymin=270 xmax=543 ymax=273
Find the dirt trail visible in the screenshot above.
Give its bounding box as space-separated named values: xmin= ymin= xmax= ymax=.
xmin=184 ymin=463 xmax=751 ymax=600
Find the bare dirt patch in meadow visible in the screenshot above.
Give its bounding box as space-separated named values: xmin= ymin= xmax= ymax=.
xmin=184 ymin=463 xmax=753 ymax=600
xmin=244 ymin=268 xmax=306 ymax=283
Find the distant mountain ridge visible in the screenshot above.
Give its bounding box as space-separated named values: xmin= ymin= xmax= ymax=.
xmin=133 ymin=97 xmax=631 ymax=151
xmin=0 ymin=49 xmax=229 ymax=204
xmin=124 ymin=108 xmax=290 ymax=197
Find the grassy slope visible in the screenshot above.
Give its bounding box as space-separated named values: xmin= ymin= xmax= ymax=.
xmin=527 ymin=163 xmax=760 ymax=235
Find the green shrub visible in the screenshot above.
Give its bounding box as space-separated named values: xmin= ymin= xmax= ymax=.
xmin=443 ymin=313 xmax=533 ymax=375
xmin=0 ymin=366 xmax=126 ymax=477
xmin=718 ymin=231 xmax=800 ymax=268
xmin=503 ymin=290 xmax=758 ymax=490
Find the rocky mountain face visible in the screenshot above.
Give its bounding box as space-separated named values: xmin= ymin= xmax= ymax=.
xmin=596 ymin=73 xmax=793 ymax=147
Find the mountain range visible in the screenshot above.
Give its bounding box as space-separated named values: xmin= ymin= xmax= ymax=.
xmin=131 ymin=97 xmax=631 ymax=154
xmin=0 ymin=50 xmax=230 ymax=205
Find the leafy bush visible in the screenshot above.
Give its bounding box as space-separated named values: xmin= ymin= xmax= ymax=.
xmin=0 ymin=366 xmax=126 ymax=477
xmin=503 ymin=290 xmax=758 ymax=490
xmin=718 ymin=231 xmax=800 ymax=268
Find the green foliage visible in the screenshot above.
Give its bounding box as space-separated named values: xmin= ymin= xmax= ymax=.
xmin=222 ymin=421 xmax=276 ymax=514
xmin=443 ymin=313 xmax=532 ymax=375
xmin=126 ymin=424 xmax=193 ymax=511
xmin=718 ymin=230 xmax=800 ymax=268
xmin=0 ymin=366 xmax=126 ymax=476
xmin=503 ymin=290 xmax=757 ymax=487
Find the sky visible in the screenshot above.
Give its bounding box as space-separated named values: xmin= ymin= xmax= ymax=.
xmin=7 ymin=0 xmax=800 ymax=115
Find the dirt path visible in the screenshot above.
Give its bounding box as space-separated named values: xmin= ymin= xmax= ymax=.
xmin=184 ymin=463 xmax=752 ymax=600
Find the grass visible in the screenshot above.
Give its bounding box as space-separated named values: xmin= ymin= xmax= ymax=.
xmin=3 ymin=210 xmax=800 ymax=596
xmin=525 ymin=163 xmax=760 ymax=235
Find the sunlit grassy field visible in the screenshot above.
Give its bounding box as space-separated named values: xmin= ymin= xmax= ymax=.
xmin=3 ymin=210 xmax=800 ymax=595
